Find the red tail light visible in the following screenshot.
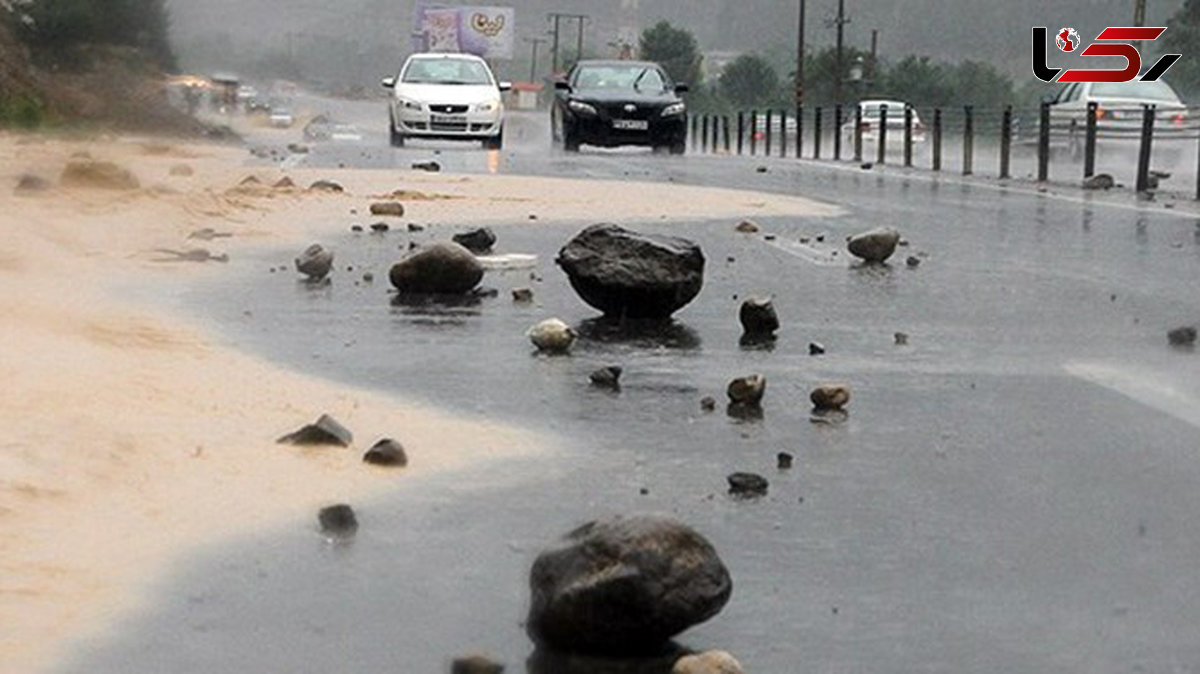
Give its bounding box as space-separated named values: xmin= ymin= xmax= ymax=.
xmin=1095 ymin=106 xmax=1107 ymax=120
xmin=1173 ymin=113 xmax=1186 ymax=128
xmin=753 ymin=131 xmax=765 ymax=141
xmin=859 ymin=122 xmax=871 ymax=131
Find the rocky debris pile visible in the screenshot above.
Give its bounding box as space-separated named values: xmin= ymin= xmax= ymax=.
xmin=61 ymin=160 xmax=139 ymax=190
xmin=277 ymin=414 xmax=353 ymax=447
xmin=739 ymin=296 xmax=778 ymax=337
xmin=317 ymin=504 xmax=358 ymax=537
xmin=558 ymin=224 xmax=705 ymax=319
xmin=847 ymin=227 xmax=901 ymax=264
xmin=370 ymin=202 xmax=405 ymax=217
xmin=363 ymin=439 xmax=407 ymax=467
xmin=453 ymin=227 xmax=498 ymax=254
xmin=389 ymin=242 xmax=483 ymax=295
xmin=673 ymin=650 xmax=745 ymax=674
xmin=527 ymin=515 xmax=732 ymax=655
xmin=528 ymin=318 xmax=576 ymax=353
xmin=295 ymin=244 xmax=334 ymax=282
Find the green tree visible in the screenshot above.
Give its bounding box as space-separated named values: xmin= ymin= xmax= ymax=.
xmin=19 ymin=0 xmax=175 ymax=70
xmin=719 ymin=54 xmax=780 ymax=108
xmin=639 ymin=21 xmax=700 ymax=86
xmin=947 ymin=60 xmax=1014 ymax=111
xmin=882 ymin=55 xmax=952 ymax=107
xmin=796 ymin=46 xmax=873 ymax=106
xmin=1162 ymin=0 xmax=1200 ymax=101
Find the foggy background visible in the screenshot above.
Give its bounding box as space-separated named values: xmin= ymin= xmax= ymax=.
xmin=166 ymin=0 xmax=1187 ymax=87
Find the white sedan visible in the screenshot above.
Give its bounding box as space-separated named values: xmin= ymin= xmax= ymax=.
xmin=841 ymin=99 xmax=926 ymax=152
xmin=383 ymin=53 xmax=511 ymax=149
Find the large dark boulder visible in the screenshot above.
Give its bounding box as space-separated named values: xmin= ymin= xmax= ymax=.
xmin=527 ymin=515 xmax=732 ymax=655
xmin=389 ymin=242 xmax=484 ymax=294
xmin=557 ymin=224 xmax=705 ymax=319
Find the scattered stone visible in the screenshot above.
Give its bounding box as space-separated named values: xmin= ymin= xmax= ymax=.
xmin=309 ymin=179 xmax=344 ymax=193
xmin=389 ymin=242 xmax=484 ymax=294
xmin=151 ymin=248 xmax=229 ymax=263
xmin=589 ymin=366 xmax=622 ymax=389
xmin=412 ymin=160 xmax=441 ymax=172
xmin=239 ymin=175 xmax=261 ymax=186
xmin=727 ymin=374 xmax=766 ymax=406
xmin=318 ymin=504 xmax=358 ymax=537
xmin=1082 ymin=173 xmax=1115 ymax=191
xmin=512 ymin=288 xmax=534 ymax=303
xmin=860 ymin=162 xmax=874 ymax=170
xmin=363 ymin=438 xmax=408 ymax=467
xmin=453 ymin=227 xmax=498 ymax=254
xmin=362 ymin=272 xmax=374 ymax=283
xmin=906 ymin=255 xmax=921 ymax=268
xmin=451 ymin=655 xmax=504 ymax=674
xmin=1168 ymin=326 xmax=1197 ymax=347
xmin=270 ymin=176 xmax=295 ymax=190
xmin=474 ymin=287 xmax=500 ymax=299
xmin=727 ymin=472 xmax=769 ymax=498
xmin=287 ymin=143 xmax=310 ymax=154
xmin=187 ymin=228 xmax=232 ymax=241
xmin=734 ymin=220 xmax=760 ymax=234
xmin=370 ymin=202 xmax=405 ymax=217
xmin=277 ymin=414 xmax=353 ymax=447
xmin=848 ymin=227 xmax=902 ymax=264
xmin=777 ymin=452 xmax=794 ymax=470
xmin=407 ymin=223 xmax=425 ymax=232
xmin=894 ymin=332 xmax=909 ymax=346
xmin=755 ymin=166 xmax=768 ymax=173
xmin=557 ymin=223 xmax=705 ymax=319
xmin=370 ymin=222 xmax=390 ymax=233
xmin=60 ymin=160 xmax=140 ymax=190
xmin=14 ymin=174 xmax=50 ymax=193
xmin=673 ymin=650 xmax=745 ymax=674
xmin=810 ymin=384 xmax=851 ymax=411
xmin=527 ymin=515 xmax=732 ymax=654
xmin=528 ymin=318 xmax=576 ymax=353
xmin=898 ymin=239 xmax=910 ymax=247
xmin=739 ymin=296 xmax=779 ymax=336
xmin=351 ymin=225 xmax=364 ymax=233
xmin=809 ymin=342 xmax=826 ymax=356
xmin=816 ymin=234 xmax=826 ymax=243
xmin=168 ymin=164 xmax=194 ymax=177
xmin=295 ymin=244 xmax=334 ymax=281
xmin=528 ymin=214 xmax=538 ymax=220
xmin=700 ymin=396 xmax=717 ymax=412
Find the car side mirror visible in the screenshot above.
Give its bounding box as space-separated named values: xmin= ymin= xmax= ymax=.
xmin=554 ymin=81 xmax=572 ymax=92
xmin=674 ymin=84 xmax=690 ymax=94
xmin=381 ymin=77 xmax=396 ymax=89
xmin=498 ymin=81 xmax=513 ymax=92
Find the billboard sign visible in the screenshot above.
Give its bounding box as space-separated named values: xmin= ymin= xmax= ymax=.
xmin=414 ymin=5 xmax=516 ymax=60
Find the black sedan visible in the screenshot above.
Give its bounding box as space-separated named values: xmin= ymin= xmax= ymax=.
xmin=552 ymin=60 xmax=689 ymax=154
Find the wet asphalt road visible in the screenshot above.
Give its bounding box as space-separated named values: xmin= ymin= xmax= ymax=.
xmin=58 ymin=98 xmax=1200 ymax=673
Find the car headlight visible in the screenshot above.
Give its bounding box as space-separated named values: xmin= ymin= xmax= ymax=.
xmin=661 ymin=102 xmax=686 ymax=117
xmin=568 ymin=100 xmax=598 ymax=116
xmin=398 ymin=98 xmax=423 ymax=111
xmin=476 ymin=100 xmax=500 ymax=113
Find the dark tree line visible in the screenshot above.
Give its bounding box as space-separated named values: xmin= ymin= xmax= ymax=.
xmin=10 ymin=0 xmax=175 ymax=69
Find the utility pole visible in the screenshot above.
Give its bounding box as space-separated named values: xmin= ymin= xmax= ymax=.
xmin=796 ymin=0 xmax=805 ymax=109
xmin=832 ymin=0 xmax=849 ymax=106
xmin=548 ymin=13 xmax=589 ymax=75
xmin=870 ymin=29 xmax=878 ymax=81
xmin=1133 ymin=0 xmax=1147 ymax=53
xmin=525 ymin=37 xmax=547 ymax=83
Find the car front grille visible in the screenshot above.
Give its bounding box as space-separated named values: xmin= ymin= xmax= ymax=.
xmin=601 ymin=103 xmax=654 ymax=120
xmin=431 ymin=121 xmax=469 ymax=132
xmin=429 ymin=104 xmax=469 ymax=115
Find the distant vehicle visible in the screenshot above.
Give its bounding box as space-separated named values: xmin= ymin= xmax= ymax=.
xmin=269 ymin=106 xmax=294 ymax=128
xmin=330 ymin=124 xmax=364 ymax=142
xmin=840 ymin=100 xmax=926 ymax=150
xmin=551 ymin=60 xmax=689 ymax=154
xmin=236 ymin=85 xmax=258 ymax=103
xmin=304 ymin=114 xmax=334 ymax=141
xmin=245 ymin=98 xmax=271 ymax=114
xmin=382 ymin=53 xmax=510 ymax=149
xmin=1047 ymin=80 xmax=1189 ymax=160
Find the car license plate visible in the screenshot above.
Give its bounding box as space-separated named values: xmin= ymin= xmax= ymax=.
xmin=613 ymin=119 xmax=649 ymax=131
xmin=431 ymin=114 xmax=466 ymax=124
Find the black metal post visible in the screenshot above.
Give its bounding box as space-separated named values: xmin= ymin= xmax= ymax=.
xmin=765 ymin=109 xmax=774 ymax=156
xmin=932 ymin=107 xmax=942 ymax=171
xmin=854 ymin=103 xmax=863 ymax=162
xmin=1084 ymin=101 xmax=1098 ymax=178
xmin=903 ymin=105 xmax=914 ymax=167
xmin=1037 ymin=101 xmax=1050 ymax=182
xmin=878 ymin=104 xmax=889 ymax=165
xmin=737 ymin=111 xmax=745 ymax=155
xmin=1000 ymin=105 xmax=1012 ymax=179
xmin=964 ymin=105 xmax=975 ymax=176
xmin=691 ymin=115 xmax=699 ymax=152
xmin=1136 ymin=104 xmax=1155 ymax=193
xmin=702 ymin=115 xmax=710 ymax=153
xmin=750 ymin=110 xmax=758 ymax=156
xmin=834 ymin=103 xmax=843 ymax=160
xmin=724 ymin=115 xmax=731 ymax=153
xmin=780 ymin=111 xmax=787 ymax=158
xmin=796 ymin=106 xmax=804 ymax=159
xmin=814 ymin=106 xmax=823 ymax=159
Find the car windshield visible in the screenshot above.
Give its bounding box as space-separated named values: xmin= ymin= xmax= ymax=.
xmin=574 ymin=65 xmax=668 ymax=92
xmin=860 ymin=102 xmax=906 ymax=118
xmin=403 ymin=58 xmax=493 ymax=85
xmin=1091 ymin=81 xmax=1180 ymax=103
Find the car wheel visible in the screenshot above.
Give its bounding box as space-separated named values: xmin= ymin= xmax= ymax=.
xmin=669 ymin=141 xmax=686 ymax=155
xmin=562 ymin=127 xmax=581 ymax=153
xmin=483 ymin=128 xmax=504 ymax=150
xmin=389 ymin=113 xmax=405 ymax=148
